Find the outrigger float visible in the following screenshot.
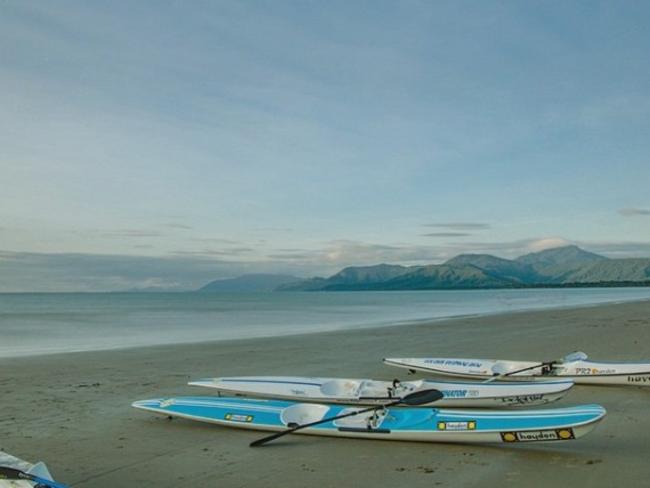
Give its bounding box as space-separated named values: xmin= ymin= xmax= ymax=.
xmin=189 ymin=375 xmax=574 ymax=407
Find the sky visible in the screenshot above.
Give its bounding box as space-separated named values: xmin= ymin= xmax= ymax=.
xmin=1 ymin=0 xmax=650 ymax=291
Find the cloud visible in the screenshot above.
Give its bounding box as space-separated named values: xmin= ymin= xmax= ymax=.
xmin=439 ymin=237 xmax=572 ymax=258
xmin=173 ymin=247 xmax=255 ymax=257
xmin=573 ymin=240 xmax=650 ymax=258
xmin=268 ymin=236 xmax=648 ymax=270
xmin=266 ymin=236 xmax=648 ymax=270
xmin=0 ymin=250 xmax=318 ymax=292
xmin=4 ymin=234 xmax=650 ymax=291
xmin=421 ymin=232 xmax=472 ymax=237
xmin=190 ymin=238 xmax=244 ymax=245
xmin=163 ymin=223 xmax=193 ymax=230
xmin=101 ymin=229 xmax=163 ymax=238
xmin=267 ymin=240 xmax=443 ymax=267
xmin=0 ymin=251 xmax=230 ymax=291
xmin=446 ymin=237 xmax=650 ymax=259
xmin=619 ymin=208 xmax=650 ymax=217
xmin=527 ymin=237 xmax=571 ymax=252
xmin=423 ymin=223 xmax=491 ymax=230
xmin=267 ymin=252 xmax=319 ymax=260
xmin=256 ymin=227 xmax=294 ymax=232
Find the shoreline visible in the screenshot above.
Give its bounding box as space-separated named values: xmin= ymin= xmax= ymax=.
xmin=3 ymin=300 xmax=650 ymax=487
xmin=2 ymin=294 xmax=650 ymax=361
xmin=2 ymin=281 xmax=650 ymax=294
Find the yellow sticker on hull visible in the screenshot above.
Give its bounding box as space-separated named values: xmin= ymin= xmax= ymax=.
xmin=500 ymin=428 xmax=575 ymax=442
xmin=437 ymin=420 xmax=476 ymax=431
xmin=225 ymin=413 xmax=254 ymax=422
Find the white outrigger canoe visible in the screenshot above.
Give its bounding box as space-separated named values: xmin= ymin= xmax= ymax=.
xmin=384 ymin=352 xmax=650 ymax=385
xmin=189 ymin=376 xmax=574 ymax=407
xmin=132 ymin=396 xmax=606 ymax=444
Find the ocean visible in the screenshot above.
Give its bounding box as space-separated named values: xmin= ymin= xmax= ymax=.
xmin=1 ymin=288 xmax=650 ymax=358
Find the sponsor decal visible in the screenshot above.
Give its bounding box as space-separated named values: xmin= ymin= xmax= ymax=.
xmin=627 ymin=375 xmax=650 ymax=383
xmin=441 ymin=389 xmax=480 ymax=398
xmin=423 ymin=359 xmax=484 ymax=368
xmin=575 ymin=367 xmax=616 ymax=375
xmin=290 ymin=389 xmax=307 ymax=395
xmin=441 ymin=389 xmax=468 ymax=398
xmin=225 ymin=413 xmax=254 ymax=422
xmin=500 ymin=394 xmax=544 ymax=405
xmin=437 ymin=420 xmax=476 ymax=431
xmin=500 ymin=428 xmax=575 ymax=442
xmin=160 ymin=399 xmax=176 ymax=408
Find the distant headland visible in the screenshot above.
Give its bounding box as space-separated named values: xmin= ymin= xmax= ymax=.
xmin=197 ymin=245 xmax=650 ymax=292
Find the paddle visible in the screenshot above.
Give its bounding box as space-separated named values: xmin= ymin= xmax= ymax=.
xmin=249 ymin=388 xmax=443 ymax=447
xmin=484 ymin=351 xmax=588 ymax=383
xmin=0 ymin=466 xmax=69 ymax=488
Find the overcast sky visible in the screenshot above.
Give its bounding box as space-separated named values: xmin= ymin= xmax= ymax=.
xmin=2 ymin=1 xmax=650 ymax=291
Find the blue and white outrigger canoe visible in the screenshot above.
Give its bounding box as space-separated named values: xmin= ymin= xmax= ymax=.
xmin=383 ymin=353 xmax=650 ymax=385
xmin=132 ymin=397 xmax=606 ymax=444
xmin=0 ymin=451 xmax=67 ymax=488
xmin=189 ymin=376 xmax=574 ymax=407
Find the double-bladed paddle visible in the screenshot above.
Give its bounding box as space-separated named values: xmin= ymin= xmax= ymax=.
xmin=0 ymin=466 xmax=69 ymax=488
xmin=250 ymin=388 xmax=443 ymax=447
xmin=484 ymin=351 xmax=588 ymax=383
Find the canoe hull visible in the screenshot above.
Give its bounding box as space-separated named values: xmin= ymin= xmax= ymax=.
xmin=383 ymin=357 xmax=650 ymax=385
xmin=132 ymin=397 xmax=606 ymax=444
xmin=189 ymin=376 xmax=574 ymax=407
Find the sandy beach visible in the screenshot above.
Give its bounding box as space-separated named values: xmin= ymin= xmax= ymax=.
xmin=2 ymin=299 xmax=650 ymax=487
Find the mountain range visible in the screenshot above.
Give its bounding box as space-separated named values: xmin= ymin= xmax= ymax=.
xmin=276 ymin=245 xmax=650 ymax=291
xmin=198 ymin=273 xmax=302 ymax=292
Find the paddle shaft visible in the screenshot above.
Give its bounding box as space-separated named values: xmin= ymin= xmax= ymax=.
xmin=250 ymin=401 xmax=399 ymax=447
xmin=485 ymin=361 xmax=554 ymax=383
xmin=485 ymin=351 xmax=589 ymax=383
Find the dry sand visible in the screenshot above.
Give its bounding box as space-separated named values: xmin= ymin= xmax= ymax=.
xmin=2 ymin=300 xmax=650 ymax=487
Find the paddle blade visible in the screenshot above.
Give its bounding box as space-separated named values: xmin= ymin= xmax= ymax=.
xmin=400 ymin=388 xmax=443 ymax=406
xmin=250 ymin=431 xmax=287 ymax=448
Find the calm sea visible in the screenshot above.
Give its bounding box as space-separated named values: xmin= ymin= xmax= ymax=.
xmin=1 ymin=288 xmax=649 ymax=358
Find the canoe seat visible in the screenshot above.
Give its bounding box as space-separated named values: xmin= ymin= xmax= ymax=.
xmin=357 ymin=380 xmax=390 ymax=398
xmin=358 ymin=379 xmax=424 ymax=398
xmin=334 ymin=408 xmax=387 ymax=429
xmin=280 ymin=403 xmax=329 ymax=427
xmin=320 ymin=379 xmax=362 ymax=398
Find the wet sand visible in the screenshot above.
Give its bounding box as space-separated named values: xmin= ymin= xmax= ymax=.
xmin=2 ymin=300 xmax=650 ymax=487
